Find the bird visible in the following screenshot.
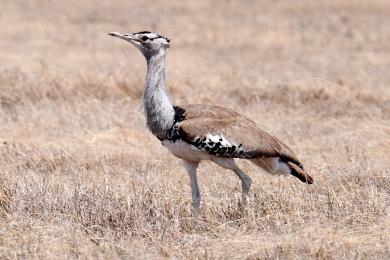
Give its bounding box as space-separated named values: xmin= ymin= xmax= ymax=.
xmin=108 ymin=31 xmax=313 ymax=210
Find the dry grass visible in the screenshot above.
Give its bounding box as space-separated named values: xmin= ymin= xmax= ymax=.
xmin=0 ymin=0 xmax=389 ymax=259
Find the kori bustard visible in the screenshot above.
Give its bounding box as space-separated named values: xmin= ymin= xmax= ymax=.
xmin=109 ymin=31 xmax=313 ymax=210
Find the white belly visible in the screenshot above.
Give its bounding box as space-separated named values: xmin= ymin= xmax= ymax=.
xmin=162 ymin=140 xmax=213 ymax=162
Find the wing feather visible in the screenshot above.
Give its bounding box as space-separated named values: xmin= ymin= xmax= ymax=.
xmin=176 ymin=105 xmax=301 ymax=166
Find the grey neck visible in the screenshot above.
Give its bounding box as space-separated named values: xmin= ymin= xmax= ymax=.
xmin=143 ymin=49 xmax=175 ymax=140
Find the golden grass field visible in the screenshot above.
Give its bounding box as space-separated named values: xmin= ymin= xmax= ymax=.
xmin=0 ymin=0 xmax=389 ymax=258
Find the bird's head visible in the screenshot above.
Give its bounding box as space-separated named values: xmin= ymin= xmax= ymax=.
xmin=108 ymin=31 xmax=170 ymax=58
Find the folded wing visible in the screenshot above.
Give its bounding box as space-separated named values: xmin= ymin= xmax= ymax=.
xmin=175 ymin=105 xmax=302 ymax=167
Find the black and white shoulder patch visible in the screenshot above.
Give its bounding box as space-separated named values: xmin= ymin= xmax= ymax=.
xmin=191 ymin=134 xmax=247 ymax=158
xmin=168 ymin=107 xmax=247 ymax=158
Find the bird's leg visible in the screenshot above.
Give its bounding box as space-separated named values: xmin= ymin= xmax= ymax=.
xmin=233 ymin=167 xmax=252 ymax=205
xmin=182 ymin=160 xmax=201 ymax=212
xmin=211 ymin=158 xmax=252 ymax=205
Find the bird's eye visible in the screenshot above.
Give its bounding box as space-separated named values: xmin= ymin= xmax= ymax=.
xmin=141 ymin=36 xmax=149 ymax=41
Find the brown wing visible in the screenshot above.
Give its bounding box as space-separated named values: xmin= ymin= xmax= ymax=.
xmin=176 ymin=104 xmax=302 ymax=166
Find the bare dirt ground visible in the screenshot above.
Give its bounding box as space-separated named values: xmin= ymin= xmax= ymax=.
xmin=0 ymin=0 xmax=389 ymax=258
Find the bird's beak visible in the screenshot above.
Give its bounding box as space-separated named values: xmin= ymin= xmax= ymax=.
xmin=108 ymin=32 xmax=140 ymax=44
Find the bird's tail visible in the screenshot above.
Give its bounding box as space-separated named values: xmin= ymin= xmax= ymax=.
xmin=250 ymin=158 xmax=314 ymax=184
xmin=286 ymin=162 xmax=313 ymax=184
